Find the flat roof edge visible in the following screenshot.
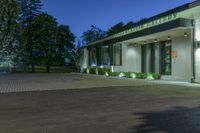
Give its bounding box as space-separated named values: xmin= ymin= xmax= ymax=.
xmin=85 ymin=18 xmax=193 ymax=47
xmin=86 ymin=0 xmax=199 ymax=47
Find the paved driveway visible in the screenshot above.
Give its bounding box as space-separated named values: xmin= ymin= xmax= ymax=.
xmin=0 ymin=73 xmax=200 ymax=133
xmin=0 ymin=73 xmax=164 ymax=93
xmin=0 ymin=73 xmax=197 ymax=93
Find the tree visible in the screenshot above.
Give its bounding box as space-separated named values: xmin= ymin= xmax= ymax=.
xmin=17 ymin=0 xmax=43 ymax=72
xmin=0 ymin=0 xmax=18 ymax=71
xmin=72 ymin=39 xmax=83 ymax=71
xmin=107 ymin=22 xmax=125 ymax=36
xmin=56 ymin=25 xmax=76 ymax=66
xmin=81 ymin=25 xmax=106 ymax=44
xmin=124 ymin=21 xmax=135 ymax=30
xmin=30 ymin=13 xmax=58 ymax=72
xmin=18 ymin=0 xmax=42 ymax=26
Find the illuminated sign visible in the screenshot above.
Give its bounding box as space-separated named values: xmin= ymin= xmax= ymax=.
xmin=113 ymin=13 xmax=178 ymax=38
xmin=172 ymin=51 xmax=177 ymax=58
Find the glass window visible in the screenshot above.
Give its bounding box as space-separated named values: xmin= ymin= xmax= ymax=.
xmin=100 ymin=46 xmax=110 ymax=66
xmin=113 ymin=44 xmax=122 ymax=66
xmin=89 ymin=48 xmax=97 ymax=66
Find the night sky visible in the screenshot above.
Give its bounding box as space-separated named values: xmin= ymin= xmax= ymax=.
xmin=42 ymin=0 xmax=195 ymax=39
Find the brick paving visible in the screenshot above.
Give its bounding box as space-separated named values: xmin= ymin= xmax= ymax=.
xmin=0 ymin=73 xmax=199 ymax=93
xmin=0 ymin=73 xmax=163 ymax=93
xmin=0 ymin=73 xmax=200 ymax=133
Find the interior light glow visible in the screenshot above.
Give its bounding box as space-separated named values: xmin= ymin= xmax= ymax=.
xmin=196 ymin=48 xmax=200 ymax=59
xmin=126 ymin=48 xmax=136 ymax=58
xmin=196 ymin=29 xmax=200 ymax=41
xmin=195 ymin=19 xmax=200 ymax=41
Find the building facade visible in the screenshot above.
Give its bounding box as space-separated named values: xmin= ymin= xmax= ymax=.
xmin=81 ymin=1 xmax=200 ymax=82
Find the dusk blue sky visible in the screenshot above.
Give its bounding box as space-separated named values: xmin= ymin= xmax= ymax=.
xmin=42 ymin=0 xmax=195 ymax=39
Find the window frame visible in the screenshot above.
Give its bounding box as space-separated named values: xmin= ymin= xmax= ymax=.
xmin=113 ymin=43 xmax=122 ymax=66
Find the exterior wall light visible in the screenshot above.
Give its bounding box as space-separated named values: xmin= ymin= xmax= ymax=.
xmin=154 ymin=39 xmax=158 ymax=42
xmin=144 ymin=41 xmax=146 ymax=44
xmin=184 ymin=32 xmax=188 ymax=37
xmin=168 ymin=36 xmax=171 ymax=40
xmin=111 ymin=66 xmax=114 ymax=72
xmin=196 ymin=48 xmax=200 ymax=59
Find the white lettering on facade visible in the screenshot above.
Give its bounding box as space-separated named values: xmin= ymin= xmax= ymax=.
xmin=113 ymin=13 xmax=178 ymax=38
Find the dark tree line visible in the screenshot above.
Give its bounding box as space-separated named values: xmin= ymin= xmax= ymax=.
xmin=1 ymin=0 xmax=78 ymax=72
xmin=81 ymin=22 xmax=136 ymax=44
xmin=81 ymin=19 xmax=147 ymax=44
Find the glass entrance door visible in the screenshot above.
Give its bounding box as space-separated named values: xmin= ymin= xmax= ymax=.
xmin=163 ymin=42 xmax=172 ymax=75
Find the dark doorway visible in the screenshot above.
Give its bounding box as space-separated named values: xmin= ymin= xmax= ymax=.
xmin=150 ymin=44 xmax=156 ymax=73
xmin=142 ymin=44 xmax=156 ymax=73
xmin=141 ymin=45 xmax=146 ymax=73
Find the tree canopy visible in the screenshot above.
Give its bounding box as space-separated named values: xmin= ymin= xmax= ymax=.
xmin=28 ymin=13 xmax=76 ymax=72
xmin=17 ymin=0 xmax=43 ymax=72
xmin=0 ymin=0 xmax=80 ymax=73
xmin=18 ymin=0 xmax=43 ymax=26
xmin=0 ymin=0 xmax=18 ymax=63
xmin=81 ymin=25 xmax=106 ymax=44
xmin=29 ymin=13 xmax=57 ymax=72
xmin=56 ymin=25 xmax=76 ymax=65
xmin=107 ymin=21 xmax=135 ymax=36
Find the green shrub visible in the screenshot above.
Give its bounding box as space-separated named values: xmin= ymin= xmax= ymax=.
xmin=109 ymin=72 xmax=120 ymax=77
xmin=136 ymin=73 xmax=148 ymax=79
xmin=136 ymin=73 xmax=143 ymax=79
xmin=95 ymin=68 xmax=98 ymax=74
xmin=147 ymin=73 xmax=161 ymax=80
xmin=89 ymin=68 xmax=96 ymax=74
xmin=124 ymin=72 xmax=137 ymax=79
xmin=83 ymin=67 xmax=161 ymax=80
xmin=86 ymin=68 xmax=90 ymax=74
xmin=118 ymin=72 xmax=126 ymax=78
xmin=83 ymin=68 xmax=87 ymax=73
xmin=153 ymin=73 xmax=161 ymax=79
xmin=142 ymin=73 xmax=148 ymax=79
xmin=83 ymin=67 xmax=112 ymax=75
xmin=91 ymin=68 xmax=112 ymax=75
xmin=124 ymin=72 xmax=131 ymax=78
xmin=102 ymin=68 xmax=111 ymax=75
xmin=124 ymin=72 xmax=130 ymax=78
xmin=96 ymin=68 xmax=102 ymax=75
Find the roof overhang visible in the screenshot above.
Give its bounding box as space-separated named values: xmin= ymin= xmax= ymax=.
xmin=86 ymin=18 xmax=193 ymax=48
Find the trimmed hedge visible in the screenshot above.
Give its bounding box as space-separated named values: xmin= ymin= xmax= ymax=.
xmin=83 ymin=67 xmax=161 ymax=80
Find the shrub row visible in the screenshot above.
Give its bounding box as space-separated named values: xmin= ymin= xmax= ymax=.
xmin=83 ymin=67 xmax=161 ymax=80
xmin=83 ymin=67 xmax=111 ymax=75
